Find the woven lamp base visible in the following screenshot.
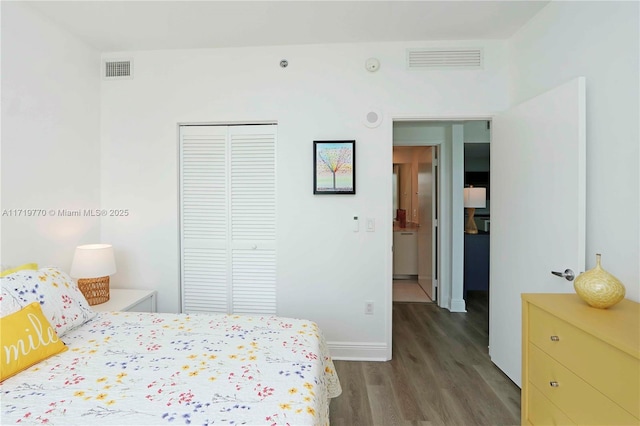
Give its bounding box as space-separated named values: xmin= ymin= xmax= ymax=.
xmin=78 ymin=276 xmax=110 ymax=305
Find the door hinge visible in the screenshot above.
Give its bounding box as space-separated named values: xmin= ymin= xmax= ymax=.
xmin=433 ymin=158 xmax=439 ymax=166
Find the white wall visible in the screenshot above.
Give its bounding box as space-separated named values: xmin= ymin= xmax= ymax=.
xmin=100 ymin=40 xmax=509 ymax=358
xmin=507 ymin=1 xmax=639 ymax=302
xmin=1 ymin=3 xmax=101 ymax=269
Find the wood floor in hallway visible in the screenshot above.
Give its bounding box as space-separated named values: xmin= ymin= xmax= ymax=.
xmin=329 ymin=292 xmax=521 ymax=426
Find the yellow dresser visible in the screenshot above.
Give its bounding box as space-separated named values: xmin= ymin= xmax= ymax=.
xmin=522 ymin=293 xmax=639 ymax=425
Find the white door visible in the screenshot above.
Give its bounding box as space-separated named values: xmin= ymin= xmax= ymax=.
xmin=228 ymin=125 xmax=277 ymax=314
xmin=489 ymin=77 xmax=586 ymax=386
xmin=180 ymin=124 xmax=277 ymax=315
xmin=180 ymin=125 xmax=229 ymax=313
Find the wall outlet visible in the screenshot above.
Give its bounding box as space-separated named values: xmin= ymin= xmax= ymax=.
xmin=365 ymin=301 xmax=374 ymax=315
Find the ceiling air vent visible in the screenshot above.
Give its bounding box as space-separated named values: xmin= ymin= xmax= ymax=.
xmin=103 ymin=59 xmax=133 ymax=80
xmin=407 ymin=48 xmax=483 ymax=70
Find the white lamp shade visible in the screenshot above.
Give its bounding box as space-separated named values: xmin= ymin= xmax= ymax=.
xmin=70 ymin=244 xmax=116 ymax=278
xmin=464 ymin=187 xmax=486 ymax=208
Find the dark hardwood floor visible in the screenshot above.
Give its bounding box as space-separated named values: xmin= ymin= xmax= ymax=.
xmin=329 ymin=292 xmax=521 ymax=426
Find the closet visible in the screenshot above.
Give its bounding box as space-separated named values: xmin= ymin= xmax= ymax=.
xmin=179 ymin=124 xmax=277 ymax=314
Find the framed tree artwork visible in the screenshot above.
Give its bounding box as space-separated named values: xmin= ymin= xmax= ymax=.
xmin=313 ymin=140 xmax=356 ymax=194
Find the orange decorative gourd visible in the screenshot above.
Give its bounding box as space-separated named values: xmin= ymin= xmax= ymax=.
xmin=574 ymin=254 xmax=626 ymax=309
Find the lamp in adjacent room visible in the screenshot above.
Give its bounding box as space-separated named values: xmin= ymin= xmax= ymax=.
xmin=464 ymin=186 xmax=486 ymax=234
xmin=70 ymin=244 xmax=116 ymax=305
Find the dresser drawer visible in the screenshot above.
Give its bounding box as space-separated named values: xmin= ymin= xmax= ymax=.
xmin=527 ymin=384 xmax=574 ymax=426
xmin=529 ymin=304 xmax=640 ymax=418
xmin=529 ymin=343 xmax=638 ymax=425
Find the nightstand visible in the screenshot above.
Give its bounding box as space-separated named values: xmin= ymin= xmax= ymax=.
xmin=91 ymin=289 xmax=157 ymax=312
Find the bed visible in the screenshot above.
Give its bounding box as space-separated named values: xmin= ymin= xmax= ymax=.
xmin=1 ymin=265 xmax=341 ymax=425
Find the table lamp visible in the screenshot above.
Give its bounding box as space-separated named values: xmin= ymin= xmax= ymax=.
xmin=70 ymin=244 xmax=116 ymax=305
xmin=464 ymin=186 xmax=486 ymax=234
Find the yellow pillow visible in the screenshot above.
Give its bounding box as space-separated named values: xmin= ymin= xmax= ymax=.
xmin=0 ymin=263 xmax=38 ymax=277
xmin=1 ymin=302 xmax=67 ymax=381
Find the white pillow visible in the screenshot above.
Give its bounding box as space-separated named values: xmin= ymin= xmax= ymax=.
xmin=0 ymin=286 xmax=23 ymax=317
xmin=1 ymin=266 xmax=96 ymax=336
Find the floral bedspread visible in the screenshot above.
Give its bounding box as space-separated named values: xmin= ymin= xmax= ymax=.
xmin=1 ymin=311 xmax=342 ymax=425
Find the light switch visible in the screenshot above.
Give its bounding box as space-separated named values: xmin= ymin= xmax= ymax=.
xmin=353 ymin=216 xmax=359 ymax=232
xmin=366 ymin=218 xmax=375 ymax=232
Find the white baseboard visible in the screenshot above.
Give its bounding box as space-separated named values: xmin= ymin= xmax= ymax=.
xmin=327 ymin=341 xmax=390 ymax=361
xmin=450 ymin=298 xmax=467 ymax=312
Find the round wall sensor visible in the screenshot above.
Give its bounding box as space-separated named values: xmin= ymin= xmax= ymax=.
xmin=364 ymin=108 xmax=383 ymax=128
xmin=365 ymin=58 xmax=380 ymax=72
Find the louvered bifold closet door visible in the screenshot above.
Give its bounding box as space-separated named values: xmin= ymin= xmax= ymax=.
xmin=180 ymin=124 xmax=277 ymax=315
xmin=229 ymin=125 xmax=276 ymax=314
xmin=180 ymin=126 xmax=229 ymax=313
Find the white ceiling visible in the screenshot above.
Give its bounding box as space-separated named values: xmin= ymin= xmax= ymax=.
xmin=26 ymin=1 xmax=550 ymax=52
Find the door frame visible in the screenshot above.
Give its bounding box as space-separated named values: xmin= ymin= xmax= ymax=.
xmin=392 ymin=144 xmax=439 ymax=299
xmin=387 ymin=115 xmax=492 ymax=358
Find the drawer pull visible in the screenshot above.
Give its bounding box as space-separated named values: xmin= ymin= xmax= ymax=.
xmin=550 ymin=335 xmax=560 ymax=342
xmin=549 ymin=381 xmax=559 ymax=387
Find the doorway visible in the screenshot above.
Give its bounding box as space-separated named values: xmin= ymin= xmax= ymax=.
xmin=390 ymin=119 xmax=490 ymax=312
xmin=392 ymin=145 xmax=437 ymax=303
